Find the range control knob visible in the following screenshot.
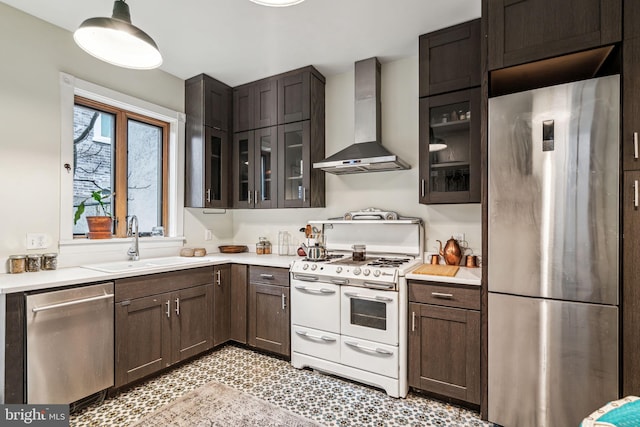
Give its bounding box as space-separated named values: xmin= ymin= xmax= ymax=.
xmin=373 ymin=269 xmax=381 ymax=277
xmin=336 ymin=266 xmax=343 ymax=273
xmin=363 ymin=269 xmax=370 ymax=276
xmin=303 ymin=264 xmax=309 ymax=270
xmin=353 ymin=267 xmax=361 ymax=275
xmin=310 ymin=264 xmax=317 ymax=271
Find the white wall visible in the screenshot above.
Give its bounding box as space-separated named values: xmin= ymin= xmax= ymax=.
xmin=187 ymin=56 xmax=482 ymax=256
xmin=0 ymin=3 xmax=184 ymax=271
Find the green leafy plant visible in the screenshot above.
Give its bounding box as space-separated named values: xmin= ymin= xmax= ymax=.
xmin=74 ymin=190 xmax=112 ymax=225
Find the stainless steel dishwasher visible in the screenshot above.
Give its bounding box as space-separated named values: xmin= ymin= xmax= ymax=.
xmin=26 ymin=282 xmax=114 ymax=404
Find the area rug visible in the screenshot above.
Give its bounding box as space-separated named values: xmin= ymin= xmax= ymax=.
xmin=129 ymin=380 xmax=323 ymax=427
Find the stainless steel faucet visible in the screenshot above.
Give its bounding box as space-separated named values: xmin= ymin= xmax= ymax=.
xmin=127 ymin=215 xmax=139 ymax=261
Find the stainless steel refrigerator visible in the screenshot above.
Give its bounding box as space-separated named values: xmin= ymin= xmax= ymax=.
xmin=488 ymin=75 xmax=620 ymax=427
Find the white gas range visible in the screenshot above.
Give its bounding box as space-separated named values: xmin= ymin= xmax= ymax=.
xmin=290 ymin=209 xmax=424 ymax=398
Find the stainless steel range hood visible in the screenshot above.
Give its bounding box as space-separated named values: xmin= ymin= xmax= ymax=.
xmin=313 ymin=57 xmax=410 ymax=174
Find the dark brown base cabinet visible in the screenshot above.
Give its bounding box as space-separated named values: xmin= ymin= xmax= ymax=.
xmin=408 ymin=282 xmax=480 ymax=404
xmin=213 ymin=264 xmax=232 ymax=346
xmin=247 ymin=266 xmax=290 ymax=357
xmin=114 ymin=268 xmax=214 ymax=388
xmin=230 ymin=264 xmax=248 ymax=343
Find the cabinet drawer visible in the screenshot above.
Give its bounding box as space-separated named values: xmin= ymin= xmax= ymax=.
xmin=115 ymin=267 xmax=213 ymax=302
xmin=249 ymin=266 xmax=289 ymax=286
xmin=409 ymin=282 xmax=480 ymax=310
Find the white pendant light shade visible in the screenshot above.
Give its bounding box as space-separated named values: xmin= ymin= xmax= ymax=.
xmin=249 ymin=0 xmax=305 ymax=7
xmin=74 ymin=1 xmax=162 ymax=70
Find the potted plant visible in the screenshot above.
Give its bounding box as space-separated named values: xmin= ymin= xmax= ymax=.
xmin=74 ymin=190 xmax=113 ymax=239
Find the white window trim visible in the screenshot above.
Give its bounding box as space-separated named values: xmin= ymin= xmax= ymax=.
xmin=59 ymin=72 xmax=185 ymax=247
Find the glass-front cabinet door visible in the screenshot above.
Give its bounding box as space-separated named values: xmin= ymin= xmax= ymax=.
xmin=419 ymin=88 xmax=480 ymax=204
xmin=278 ymin=121 xmax=310 ymax=207
xmin=254 ymin=127 xmax=277 ymax=208
xmin=204 ymin=127 xmax=229 ymax=208
xmin=233 ymin=131 xmax=254 ymax=208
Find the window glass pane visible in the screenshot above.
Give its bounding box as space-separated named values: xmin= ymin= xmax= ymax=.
xmin=72 ymin=104 xmax=114 ymax=235
xmin=127 ymin=119 xmax=163 ymax=233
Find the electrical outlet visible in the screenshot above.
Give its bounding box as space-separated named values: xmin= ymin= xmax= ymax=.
xmin=204 ymin=229 xmax=213 ymax=241
xmin=26 ymin=233 xmax=50 ymax=249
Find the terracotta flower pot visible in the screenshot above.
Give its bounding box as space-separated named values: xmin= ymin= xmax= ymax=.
xmin=86 ymin=216 xmax=113 ymax=239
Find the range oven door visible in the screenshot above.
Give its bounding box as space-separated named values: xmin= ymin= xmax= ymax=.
xmin=291 ymin=275 xmax=340 ymax=333
xmin=340 ymin=285 xmax=398 ymax=346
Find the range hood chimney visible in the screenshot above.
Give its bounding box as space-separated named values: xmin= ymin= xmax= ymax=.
xmin=313 ymin=57 xmax=410 ymax=174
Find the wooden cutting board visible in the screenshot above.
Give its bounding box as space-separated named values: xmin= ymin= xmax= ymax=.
xmin=411 ymin=264 xmax=460 ymax=277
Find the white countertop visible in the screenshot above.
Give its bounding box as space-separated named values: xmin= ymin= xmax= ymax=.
xmin=0 ymin=253 xmax=301 ymax=294
xmin=405 ymin=265 xmax=482 ymax=286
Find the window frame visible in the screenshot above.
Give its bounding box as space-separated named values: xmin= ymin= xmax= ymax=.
xmin=59 ymin=72 xmax=186 ymax=251
xmin=74 ymin=96 xmax=170 ymax=237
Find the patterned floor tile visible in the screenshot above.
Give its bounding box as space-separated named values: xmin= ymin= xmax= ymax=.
xmin=70 ymin=345 xmax=492 ymax=427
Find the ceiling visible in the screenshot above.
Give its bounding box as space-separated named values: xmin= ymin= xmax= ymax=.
xmin=3 ymin=0 xmax=481 ymax=86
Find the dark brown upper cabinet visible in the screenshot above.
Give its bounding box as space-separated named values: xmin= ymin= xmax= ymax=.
xmin=419 ymin=19 xmax=481 ymax=97
xmin=185 ymin=74 xmax=232 ymax=208
xmin=254 ymin=79 xmax=278 ymax=129
xmin=279 ymin=72 xmax=310 ymax=123
xmin=419 ymin=88 xmax=481 ymax=204
xmin=625 ymin=0 xmax=640 ymax=40
xmin=232 ymin=127 xmax=278 ymax=209
xmin=486 ymin=0 xmax=621 ymax=71
xmin=233 ymin=85 xmax=254 ymax=133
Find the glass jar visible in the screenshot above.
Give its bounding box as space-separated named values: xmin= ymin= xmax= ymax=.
xmin=352 ymin=244 xmax=366 ymax=261
xmin=263 ymin=238 xmax=272 ymax=255
xmin=42 ymin=253 xmax=58 ymax=271
xmin=256 ymin=237 xmax=266 ymax=255
xmin=9 ymin=255 xmax=26 ymax=274
xmin=27 ymin=254 xmax=41 ymax=272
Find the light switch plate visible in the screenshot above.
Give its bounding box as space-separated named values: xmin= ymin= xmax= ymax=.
xmin=26 ymin=233 xmax=50 ymax=249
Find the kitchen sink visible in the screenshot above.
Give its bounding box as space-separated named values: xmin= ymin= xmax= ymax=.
xmin=82 ymin=256 xmax=207 ymax=273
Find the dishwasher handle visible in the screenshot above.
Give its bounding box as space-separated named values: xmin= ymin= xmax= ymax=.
xmin=32 ymin=292 xmax=113 ymax=313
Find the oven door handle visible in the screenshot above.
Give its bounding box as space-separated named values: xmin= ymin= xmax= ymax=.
xmin=363 ymin=282 xmax=394 ymax=290
xmin=344 ymin=340 xmax=393 ymax=355
xmin=293 ymin=274 xmax=320 ymax=282
xmin=343 ymin=292 xmax=393 ymax=303
xmin=294 ymin=285 xmax=336 ymax=294
xmin=295 ymin=330 xmax=337 ymax=342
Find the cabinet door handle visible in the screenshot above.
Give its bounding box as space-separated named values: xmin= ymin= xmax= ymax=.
xmin=635 ymin=180 xmax=639 ymax=208
xmin=431 ymin=292 xmax=454 ymax=299
xmin=206 ymin=188 xmax=211 ymax=203
xmin=254 ymin=190 xmax=258 ymax=204
xmin=411 ymin=311 xmax=416 ymax=332
xmin=248 ymin=190 xmax=252 ymax=204
xmin=216 ymin=270 xmax=221 ymax=286
xmin=421 ymin=179 xmax=425 ymax=198
xmin=175 ymin=298 xmax=180 ymax=316
xmin=260 ymin=273 xmax=274 ymax=279
xmin=635 ymin=132 xmax=639 ymax=159
xmin=282 ymin=293 xmax=287 ymax=310
xmin=165 ymin=300 xmax=171 ymax=318
xmin=303 ymin=187 xmax=307 ymax=202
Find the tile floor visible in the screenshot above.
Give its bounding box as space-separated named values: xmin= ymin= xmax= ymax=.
xmin=71 ymin=344 xmax=492 ymax=427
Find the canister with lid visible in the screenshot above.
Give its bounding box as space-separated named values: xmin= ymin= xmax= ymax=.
xmin=42 ymin=253 xmax=58 ymax=270
xmin=9 ymin=255 xmax=26 ymax=274
xmin=27 ymin=254 xmax=41 ymax=272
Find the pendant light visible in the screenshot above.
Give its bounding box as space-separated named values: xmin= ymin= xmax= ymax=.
xmin=74 ymin=0 xmax=162 ymax=70
xmin=249 ymin=0 xmax=305 ymax=7
xmin=429 ymin=127 xmax=447 ymax=152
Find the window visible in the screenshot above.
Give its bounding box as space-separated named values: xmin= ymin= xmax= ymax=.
xmin=73 ymin=96 xmax=169 ymax=237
